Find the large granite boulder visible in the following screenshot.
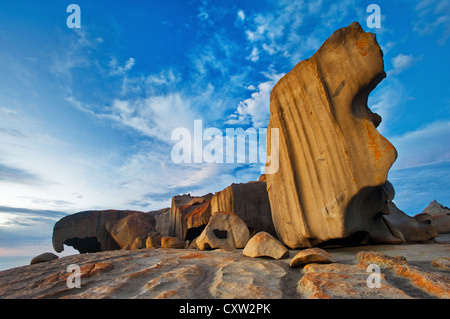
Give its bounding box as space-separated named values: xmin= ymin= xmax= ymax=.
xmin=416 ymin=200 xmax=450 ymax=234
xmin=243 ymin=231 xmax=289 ymax=260
xmin=383 ymin=202 xmax=438 ymax=242
xmin=168 ymin=193 xmax=213 ymax=241
xmin=196 ymin=212 xmax=250 ymax=250
xmin=52 ymin=210 xmax=153 ymax=253
xmin=105 ymin=213 xmax=154 ymax=249
xmin=210 ymin=181 xmax=276 ymax=237
xmin=265 ymin=21 xmax=402 ymax=248
xmin=150 ymin=207 xmax=170 ymax=236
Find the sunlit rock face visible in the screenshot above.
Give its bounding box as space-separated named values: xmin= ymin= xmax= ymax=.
xmin=266 ymin=22 xmax=402 ymax=248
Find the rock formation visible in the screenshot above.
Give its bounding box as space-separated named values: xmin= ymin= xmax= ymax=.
xmin=196 ymin=212 xmax=250 ymax=250
xmin=1 ymin=244 xmax=448 ymax=299
xmin=265 ymin=21 xmax=402 ymax=248
xmin=105 ymin=213 xmax=154 ymax=249
xmin=168 ymin=193 xmax=213 ymax=241
xmin=210 ymin=181 xmax=276 ymax=236
xmin=289 ymin=248 xmax=334 ymax=268
xmin=161 ymin=236 xmax=186 ymax=249
xmin=383 ymin=202 xmax=438 ymax=242
xmin=30 ymin=252 xmax=59 ymax=265
xmin=52 ymin=210 xmax=153 ymax=253
xmin=417 ymin=200 xmax=450 ymax=234
xmin=243 ymin=231 xmax=289 ymax=259
xmin=148 ymin=207 xmax=171 ymax=236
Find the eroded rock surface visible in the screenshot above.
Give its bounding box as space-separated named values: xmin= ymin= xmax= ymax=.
xmin=168 ymin=193 xmax=213 ymax=241
xmin=266 ymin=21 xmax=401 ymax=248
xmin=52 ymin=210 xmax=151 ymax=253
xmin=384 ymin=202 xmax=438 ymax=242
xmin=290 ymin=248 xmax=334 ymax=268
xmin=211 ymin=181 xmax=276 ymax=236
xmin=196 ymin=212 xmax=250 ymax=250
xmin=0 ymin=244 xmax=448 ymax=299
xmin=105 ymin=213 xmax=154 ymax=249
xmin=243 ymin=231 xmax=289 ymax=260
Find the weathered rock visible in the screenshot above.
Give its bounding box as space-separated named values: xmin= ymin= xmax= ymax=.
xmin=432 ymin=257 xmax=450 ymax=271
xmin=105 ymin=213 xmax=154 ymax=249
xmin=416 ymin=200 xmax=450 ymax=234
xmin=52 ymin=210 xmax=152 ymax=253
xmin=146 ymin=231 xmax=161 ymax=248
xmin=161 ymin=236 xmax=186 ymax=249
xmin=211 ymin=182 xmax=276 ymax=237
xmin=265 ymin=22 xmax=403 ymax=248
xmin=168 ymin=193 xmax=213 ymax=241
xmin=356 ymin=251 xmax=450 ymax=298
xmin=289 ymin=248 xmax=334 ymax=268
xmin=435 ymin=233 xmax=450 ymax=244
xmin=209 ymin=258 xmax=286 ymax=299
xmin=130 ymin=237 xmax=146 ymax=250
xmin=149 ymin=208 xmax=170 ymax=236
xmin=243 ymin=231 xmax=289 ymax=260
xmin=298 ymin=263 xmax=411 ymax=299
xmin=196 ymin=212 xmax=250 ymax=250
xmin=383 ymin=202 xmax=438 ymax=242
xmin=30 ymin=253 xmax=59 ymax=265
xmin=1 ymin=244 xmax=449 ymax=299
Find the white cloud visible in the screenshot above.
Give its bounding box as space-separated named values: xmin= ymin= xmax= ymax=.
xmin=388 ymin=53 xmax=421 ymax=75
xmin=369 ymin=78 xmax=406 ymax=134
xmin=226 ymin=72 xmax=284 ymax=128
xmin=390 ymin=120 xmax=450 ymax=170
xmin=237 ymin=10 xmax=245 ymax=21
xmin=248 ymin=47 xmax=260 ymax=62
xmin=108 ymin=57 xmax=135 ymax=76
xmin=414 ymin=0 xmax=450 ymax=44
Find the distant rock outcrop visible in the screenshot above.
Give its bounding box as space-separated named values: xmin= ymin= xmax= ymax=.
xmin=211 ymin=181 xmax=276 ymax=237
xmin=52 ymin=210 xmax=153 ymax=253
xmin=168 ymin=193 xmax=213 ymax=241
xmin=30 ymin=252 xmax=59 ymax=265
xmin=265 ymin=22 xmax=402 ymax=248
xmin=383 ymin=202 xmax=438 ymax=242
xmin=417 ymin=200 xmax=450 ymax=234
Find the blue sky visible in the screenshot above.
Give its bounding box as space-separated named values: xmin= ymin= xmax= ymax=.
xmin=0 ymin=0 xmax=449 ymax=256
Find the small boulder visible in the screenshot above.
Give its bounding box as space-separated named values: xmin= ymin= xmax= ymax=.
xmin=146 ymin=231 xmax=161 ymax=248
xmin=130 ymin=237 xmax=146 ymax=250
xmin=196 ymin=212 xmax=250 ymax=250
xmin=161 ymin=236 xmax=186 ymax=249
xmin=243 ymin=231 xmax=289 ymax=259
xmin=290 ymin=248 xmax=334 ymax=268
xmin=105 ymin=213 xmax=154 ymax=248
xmin=30 ymin=252 xmax=59 ymax=265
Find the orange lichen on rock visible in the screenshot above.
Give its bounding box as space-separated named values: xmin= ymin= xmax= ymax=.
xmin=356 ymin=251 xmax=450 ymax=299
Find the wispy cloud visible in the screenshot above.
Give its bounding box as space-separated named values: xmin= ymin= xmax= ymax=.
xmin=0 ymin=162 xmax=42 ymax=185
xmin=388 ymin=53 xmax=422 ymax=75
xmin=226 ymin=72 xmax=284 ymax=128
xmin=390 ymin=120 xmax=450 ymax=170
xmin=108 ymin=57 xmax=135 ymax=76
xmin=413 ymin=0 xmax=450 ymax=44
